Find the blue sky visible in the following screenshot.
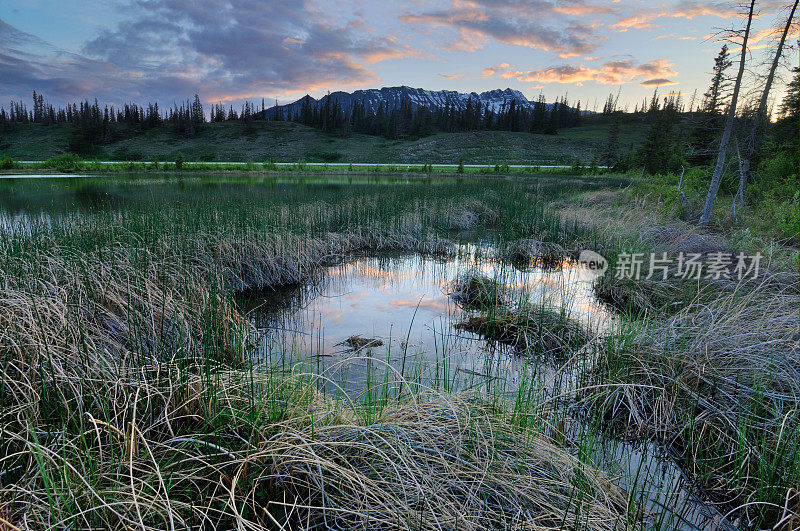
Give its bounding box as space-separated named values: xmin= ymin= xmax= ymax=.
xmin=0 ymin=0 xmax=796 ymax=110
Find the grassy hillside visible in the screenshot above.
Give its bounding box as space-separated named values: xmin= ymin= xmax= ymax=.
xmin=0 ymin=120 xmax=647 ymax=164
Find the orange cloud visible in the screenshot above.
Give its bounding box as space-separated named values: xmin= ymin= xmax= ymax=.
xmin=481 ymin=62 xmax=510 ymax=76
xmin=611 ymin=14 xmax=661 ymax=31
xmin=508 ymin=59 xmax=677 ymax=86
xmin=612 ymin=2 xmax=736 ymax=32
xmin=359 ymin=42 xmax=420 ymax=65
xmin=500 ymin=69 xmax=523 ymax=79
xmin=750 ymin=26 xmax=783 ymax=44
xmin=653 ymin=33 xmax=697 ymax=40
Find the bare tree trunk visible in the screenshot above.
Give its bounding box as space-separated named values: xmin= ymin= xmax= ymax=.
xmin=735 ymin=140 xmax=744 ymax=219
xmin=677 ymin=166 xmax=688 ymax=207
xmin=699 ymin=0 xmax=757 ymax=227
xmin=736 ymin=0 xmax=798 ymax=208
xmin=736 ymin=152 xmax=747 ymax=213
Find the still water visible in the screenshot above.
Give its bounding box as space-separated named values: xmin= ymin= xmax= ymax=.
xmin=240 ymin=249 xmax=615 ymax=394
xmin=239 ymin=250 xmax=726 ymax=530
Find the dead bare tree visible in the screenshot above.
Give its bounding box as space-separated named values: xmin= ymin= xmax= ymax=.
xmin=735 ymin=1 xmax=799 ymax=214
xmin=699 ymin=0 xmax=757 ymax=227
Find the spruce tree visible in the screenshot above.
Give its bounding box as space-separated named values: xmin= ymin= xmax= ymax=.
xmin=690 ymin=46 xmax=732 ymax=165
xmin=600 ymin=119 xmax=620 ymax=168
xmin=638 ymin=96 xmax=682 ymax=174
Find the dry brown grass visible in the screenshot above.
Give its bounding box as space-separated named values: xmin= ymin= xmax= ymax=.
xmin=190 ymin=227 xmax=455 ymax=291
xmin=0 ymin=342 xmax=632 ymax=529
xmin=0 ymin=225 xmax=634 ymax=529
xmin=583 ymin=284 xmax=800 ymax=526
xmin=440 ymin=200 xmax=500 ymax=231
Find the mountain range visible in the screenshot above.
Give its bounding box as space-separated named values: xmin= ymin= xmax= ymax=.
xmin=264 ymin=86 xmax=556 ymax=118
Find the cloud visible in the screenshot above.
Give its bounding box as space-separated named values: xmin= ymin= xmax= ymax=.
xmin=749 ymin=26 xmax=784 ymax=44
xmin=1 ymin=1 xmax=416 ymax=106
xmin=481 ymin=61 xmax=510 ymax=76
xmin=640 ymin=78 xmax=679 ymax=86
xmin=611 ymin=1 xmax=735 ymax=32
xmin=502 ymin=58 xmax=677 ymax=85
xmin=84 ymin=1 xmax=415 ymax=97
xmin=438 ymin=72 xmax=465 ymax=79
xmin=401 ymin=0 xmax=604 ymax=57
xmin=0 ymin=20 xmax=153 ymax=104
xmin=500 ymin=69 xmax=524 ymax=79
xmin=552 ymin=4 xmax=614 ymax=16
xmin=653 ymin=33 xmax=698 ymax=41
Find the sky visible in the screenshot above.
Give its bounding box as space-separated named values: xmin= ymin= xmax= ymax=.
xmin=0 ymin=0 xmax=797 ymax=111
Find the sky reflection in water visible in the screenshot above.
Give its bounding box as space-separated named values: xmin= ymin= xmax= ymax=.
xmin=243 ymin=251 xmax=616 ymax=392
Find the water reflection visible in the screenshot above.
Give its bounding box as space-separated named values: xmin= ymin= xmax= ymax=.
xmin=241 ymin=256 xmax=723 ymax=529
xmin=240 ymin=250 xmax=616 ymax=394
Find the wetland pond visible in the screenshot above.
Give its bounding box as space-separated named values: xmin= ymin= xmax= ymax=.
xmin=238 ymin=247 xmax=614 ymax=394
xmin=237 ymin=248 xmax=725 ymax=530
xmin=0 ymin=174 xmax=731 ymax=529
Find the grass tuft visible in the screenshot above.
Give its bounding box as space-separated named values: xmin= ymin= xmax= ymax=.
xmin=456 ymin=305 xmax=592 ymax=357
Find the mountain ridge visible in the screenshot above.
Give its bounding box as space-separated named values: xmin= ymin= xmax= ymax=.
xmin=264 ymin=86 xmax=556 ymax=119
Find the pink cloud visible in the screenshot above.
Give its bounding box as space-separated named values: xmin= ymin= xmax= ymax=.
xmin=611 ymin=1 xmax=736 ymax=32
xmin=401 ymin=1 xmax=602 ymax=57
xmin=553 ymin=4 xmax=614 ymax=16
xmin=504 ymin=59 xmax=677 ymax=86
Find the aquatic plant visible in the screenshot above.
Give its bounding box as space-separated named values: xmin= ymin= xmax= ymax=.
xmin=507 ymin=238 xmax=567 ymax=270
xmin=448 ymin=269 xmax=504 ymax=309
xmin=456 ymin=305 xmax=591 ymax=357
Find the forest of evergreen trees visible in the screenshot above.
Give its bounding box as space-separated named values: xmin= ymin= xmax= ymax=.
xmin=282 ymin=94 xmax=585 ymax=138
xmin=0 ymin=90 xmax=589 ymax=151
xmin=0 ymin=51 xmax=796 ymax=185
xmin=0 ymin=93 xmax=207 ymax=154
xmin=599 ymin=46 xmax=799 ymax=186
xmin=0 ymin=85 xmax=707 ymax=166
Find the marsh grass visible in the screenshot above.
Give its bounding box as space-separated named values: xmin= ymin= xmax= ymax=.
xmin=455 ymin=305 xmax=591 ymax=358
xmin=0 ymin=173 xmax=795 ymax=528
xmin=0 ymin=252 xmax=631 ymax=529
xmin=564 ymin=188 xmax=800 ymax=525
xmin=508 ymin=238 xmax=568 ymax=270
xmin=447 ymin=269 xmax=505 ymax=309
xmin=0 ymin=176 xmax=642 ymax=529
xmin=583 ymin=285 xmax=800 ymax=527
xmin=1 ymin=355 xmax=633 ymax=529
